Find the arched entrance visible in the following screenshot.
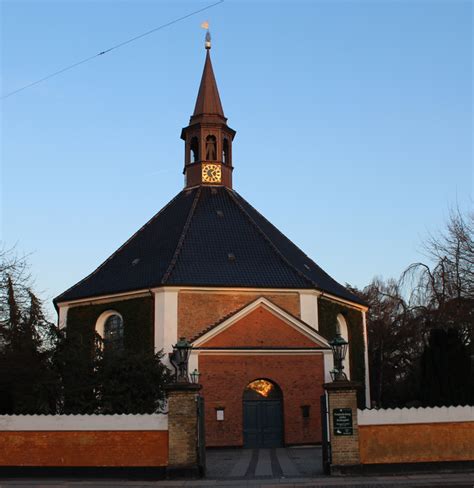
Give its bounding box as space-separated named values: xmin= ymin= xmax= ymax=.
xmin=243 ymin=379 xmax=283 ymax=448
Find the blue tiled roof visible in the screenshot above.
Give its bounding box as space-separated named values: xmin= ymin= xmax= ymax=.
xmin=54 ymin=187 xmax=365 ymax=305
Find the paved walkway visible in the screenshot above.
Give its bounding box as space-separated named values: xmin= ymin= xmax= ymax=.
xmin=206 ymin=447 xmax=323 ymax=479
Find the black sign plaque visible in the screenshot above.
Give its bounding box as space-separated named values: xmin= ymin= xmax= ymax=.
xmin=333 ymin=408 xmax=353 ymax=436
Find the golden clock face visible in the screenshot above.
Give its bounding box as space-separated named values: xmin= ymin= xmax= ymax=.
xmin=202 ymin=163 xmax=222 ymax=183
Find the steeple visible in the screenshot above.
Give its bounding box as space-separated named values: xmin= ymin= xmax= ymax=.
xmin=181 ymin=32 xmax=236 ymax=189
xmin=192 ymin=50 xmax=225 ymax=121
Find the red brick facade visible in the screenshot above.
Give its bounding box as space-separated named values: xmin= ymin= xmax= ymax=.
xmin=202 ymin=307 xmax=320 ymax=348
xmin=199 ymin=354 xmax=325 ymax=446
xmin=195 ymin=303 xmax=326 ymax=446
xmin=178 ymin=291 xmax=300 ymax=340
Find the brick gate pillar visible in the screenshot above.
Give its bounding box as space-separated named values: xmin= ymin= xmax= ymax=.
xmin=165 ymin=383 xmax=202 ymax=478
xmin=323 ymin=381 xmax=361 ymax=474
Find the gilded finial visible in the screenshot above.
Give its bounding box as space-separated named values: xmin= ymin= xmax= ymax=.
xmin=201 ymin=21 xmax=211 ymax=50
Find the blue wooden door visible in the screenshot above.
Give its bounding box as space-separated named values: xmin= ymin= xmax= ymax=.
xmin=243 ymin=379 xmax=283 ymax=448
xmin=243 ymin=398 xmax=283 ymax=447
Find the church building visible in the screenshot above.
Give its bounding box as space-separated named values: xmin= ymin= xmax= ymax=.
xmin=54 ymin=37 xmax=370 ymax=448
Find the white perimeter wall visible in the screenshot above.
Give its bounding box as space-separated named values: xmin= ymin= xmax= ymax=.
xmin=358 ymin=405 xmax=474 ymax=426
xmin=0 ymin=414 xmax=168 ymax=431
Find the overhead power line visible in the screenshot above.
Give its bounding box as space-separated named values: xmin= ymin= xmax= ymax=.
xmin=1 ymin=0 xmax=224 ymax=100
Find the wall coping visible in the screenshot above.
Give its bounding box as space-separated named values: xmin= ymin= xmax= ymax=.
xmin=324 ymin=380 xmax=362 ymax=392
xmin=358 ymin=405 xmax=474 ymax=426
xmin=0 ymin=414 xmax=168 ymax=431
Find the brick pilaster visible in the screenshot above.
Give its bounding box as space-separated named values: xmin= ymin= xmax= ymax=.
xmin=324 ymin=381 xmax=361 ymax=470
xmin=165 ymin=383 xmax=202 ymax=477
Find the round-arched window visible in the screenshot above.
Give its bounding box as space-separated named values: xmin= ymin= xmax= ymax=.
xmin=205 ymin=135 xmax=217 ymax=160
xmin=103 ymin=314 xmax=124 ymax=354
xmin=190 ymin=137 xmax=199 ymax=163
xmin=222 ymin=138 xmax=229 ymax=164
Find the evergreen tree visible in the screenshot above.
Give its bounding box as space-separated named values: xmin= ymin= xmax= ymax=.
xmin=0 ymin=273 xmax=57 ymax=414
xmin=53 ymin=330 xmax=172 ymax=414
xmin=96 ymin=349 xmax=171 ymax=414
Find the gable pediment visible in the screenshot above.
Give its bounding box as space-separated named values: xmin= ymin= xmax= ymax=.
xmin=192 ymin=297 xmax=329 ymax=349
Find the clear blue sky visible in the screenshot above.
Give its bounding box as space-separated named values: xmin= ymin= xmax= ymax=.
xmin=2 ymin=1 xmax=472 ymax=318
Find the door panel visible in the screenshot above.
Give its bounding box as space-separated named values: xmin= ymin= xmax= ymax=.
xmin=243 ymin=400 xmax=282 ymax=448
xmin=243 ymin=402 xmax=260 ymax=448
xmin=262 ymin=401 xmax=283 ymax=447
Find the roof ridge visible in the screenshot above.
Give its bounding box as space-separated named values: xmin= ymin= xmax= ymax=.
xmin=229 ymin=191 xmax=367 ymax=305
xmin=161 ymin=186 xmax=202 ymax=284
xmin=54 ymin=191 xmax=187 ymax=305
xmin=225 ymin=188 xmax=318 ymax=289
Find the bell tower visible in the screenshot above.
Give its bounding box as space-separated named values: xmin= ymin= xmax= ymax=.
xmin=181 ymin=31 xmax=236 ymax=189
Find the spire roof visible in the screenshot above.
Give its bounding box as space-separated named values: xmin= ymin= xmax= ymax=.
xmin=192 ymin=50 xmax=225 ymax=119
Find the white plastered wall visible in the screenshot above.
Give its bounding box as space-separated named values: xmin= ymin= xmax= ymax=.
xmin=323 ymin=350 xmax=334 ymax=383
xmin=358 ymin=405 xmax=473 ymax=425
xmin=362 ymin=310 xmax=371 ymax=407
xmin=188 ymin=351 xmax=199 ymax=377
xmin=0 ymin=414 xmax=168 ymax=431
xmin=153 ymin=288 xmax=178 ymax=368
xmin=299 ymin=290 xmax=319 ymax=330
xmin=58 ymin=305 xmax=69 ymax=330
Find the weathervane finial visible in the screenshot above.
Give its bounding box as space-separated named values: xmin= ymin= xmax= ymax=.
xmin=201 ymin=21 xmax=211 ymax=49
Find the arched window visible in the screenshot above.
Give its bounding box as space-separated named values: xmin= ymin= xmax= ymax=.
xmin=190 ymin=137 xmax=199 ymax=163
xmin=337 ymin=314 xmax=350 ymax=379
xmin=222 ymin=138 xmax=229 ymax=164
xmin=96 ymin=311 xmax=124 ymax=355
xmin=104 ymin=314 xmax=124 ymax=354
xmin=205 ymin=135 xmax=217 ymax=160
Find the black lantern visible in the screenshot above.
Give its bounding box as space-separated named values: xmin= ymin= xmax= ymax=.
xmin=169 ymin=337 xmax=192 ymax=382
xmin=329 ymin=329 xmax=349 ymax=382
xmin=190 ymin=368 xmax=201 ymax=384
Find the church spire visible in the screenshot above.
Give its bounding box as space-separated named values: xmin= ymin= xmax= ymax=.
xmin=191 ymin=32 xmax=225 ymax=122
xmin=181 ymin=31 xmax=236 ymax=189
xmin=192 ymin=50 xmax=225 ymax=120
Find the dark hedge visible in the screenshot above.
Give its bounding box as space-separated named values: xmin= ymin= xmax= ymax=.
xmin=66 ymin=296 xmax=154 ymax=354
xmin=318 ymin=297 xmax=366 ymax=408
xmin=61 ymin=296 xmax=157 ymax=413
